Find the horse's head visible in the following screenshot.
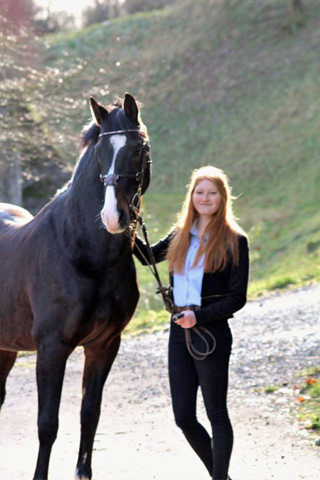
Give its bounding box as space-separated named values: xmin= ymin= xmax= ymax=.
xmin=90 ymin=93 xmax=151 ymax=234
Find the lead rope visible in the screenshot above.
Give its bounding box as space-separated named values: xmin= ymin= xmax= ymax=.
xmin=133 ymin=217 xmax=216 ymax=360
xmin=134 ymin=215 xmax=175 ymax=313
xmin=185 ymin=326 xmax=216 ymax=361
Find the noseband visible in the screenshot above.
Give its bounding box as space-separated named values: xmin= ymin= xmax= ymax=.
xmin=98 ymin=129 xmax=151 ymax=242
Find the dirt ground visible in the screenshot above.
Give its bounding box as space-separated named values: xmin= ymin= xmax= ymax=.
xmin=1 ymin=285 xmax=319 ymax=480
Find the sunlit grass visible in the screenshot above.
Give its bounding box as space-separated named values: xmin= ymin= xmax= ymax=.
xmin=3 ymin=1 xmax=320 ymax=336
xmin=123 ymin=308 xmax=169 ymax=336
xmin=41 ymin=0 xmax=320 ymax=334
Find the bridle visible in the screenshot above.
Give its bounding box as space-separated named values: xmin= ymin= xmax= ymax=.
xmin=98 ymin=128 xmax=151 ymax=245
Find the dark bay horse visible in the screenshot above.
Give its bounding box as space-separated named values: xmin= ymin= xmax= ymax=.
xmin=0 ymin=93 xmax=151 ymax=479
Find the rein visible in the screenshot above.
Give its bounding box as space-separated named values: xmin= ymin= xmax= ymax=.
xmin=184 ymin=326 xmax=216 ymax=361
xmin=134 ymin=216 xmax=216 ymax=361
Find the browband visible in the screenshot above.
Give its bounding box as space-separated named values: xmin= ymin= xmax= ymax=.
xmin=99 ymin=129 xmax=143 ymax=137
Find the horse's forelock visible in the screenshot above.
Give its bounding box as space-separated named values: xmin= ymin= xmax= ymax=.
xmin=110 ymin=97 xmax=142 ymax=110
xmin=112 ymin=98 xmax=124 ymax=108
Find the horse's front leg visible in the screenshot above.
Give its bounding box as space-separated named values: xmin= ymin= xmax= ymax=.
xmin=0 ymin=350 xmax=17 ymax=408
xmin=75 ymin=335 xmax=121 ymax=480
xmin=33 ymin=339 xmax=72 ymax=480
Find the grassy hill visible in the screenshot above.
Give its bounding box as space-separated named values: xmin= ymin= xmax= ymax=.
xmin=27 ymin=0 xmax=320 ymax=332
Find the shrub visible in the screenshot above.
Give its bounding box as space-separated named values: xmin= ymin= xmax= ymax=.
xmin=124 ymin=0 xmax=176 ymax=15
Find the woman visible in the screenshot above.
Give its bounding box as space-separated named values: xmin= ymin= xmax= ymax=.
xmin=134 ymin=166 xmax=249 ymax=480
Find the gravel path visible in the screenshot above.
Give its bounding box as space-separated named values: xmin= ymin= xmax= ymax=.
xmin=1 ymin=285 xmax=319 ymax=480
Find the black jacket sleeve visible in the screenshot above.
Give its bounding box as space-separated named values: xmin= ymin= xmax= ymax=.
xmin=133 ymin=231 xmax=175 ymax=265
xmin=195 ymin=235 xmax=250 ymax=326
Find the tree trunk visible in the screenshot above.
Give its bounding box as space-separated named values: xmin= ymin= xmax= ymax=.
xmin=290 ymin=0 xmax=304 ymax=28
xmin=0 ymin=151 xmax=23 ymax=206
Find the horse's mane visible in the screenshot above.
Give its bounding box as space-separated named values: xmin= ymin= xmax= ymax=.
xmin=81 ymin=122 xmax=100 ymax=148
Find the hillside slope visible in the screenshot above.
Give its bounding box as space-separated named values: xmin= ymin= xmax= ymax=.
xmin=24 ymin=0 xmax=320 ymax=319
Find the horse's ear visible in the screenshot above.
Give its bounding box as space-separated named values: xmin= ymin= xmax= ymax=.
xmin=90 ymin=97 xmax=108 ymax=126
xmin=124 ymin=93 xmax=139 ymax=122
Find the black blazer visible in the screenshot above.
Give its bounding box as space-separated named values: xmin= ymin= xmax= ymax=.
xmin=134 ymin=231 xmax=250 ymax=326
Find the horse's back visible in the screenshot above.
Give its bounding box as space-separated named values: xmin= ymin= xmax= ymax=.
xmin=0 ymin=203 xmax=33 ymax=232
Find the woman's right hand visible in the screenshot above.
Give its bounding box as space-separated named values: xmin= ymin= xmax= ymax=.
xmin=174 ymin=311 xmax=197 ymax=329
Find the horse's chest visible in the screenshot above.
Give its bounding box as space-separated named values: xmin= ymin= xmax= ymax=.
xmin=96 ymin=272 xmax=139 ymax=321
xmin=76 ymin=271 xmax=139 ymax=346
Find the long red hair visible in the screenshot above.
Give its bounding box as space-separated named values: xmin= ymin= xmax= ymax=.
xmin=167 ymin=166 xmax=246 ymax=273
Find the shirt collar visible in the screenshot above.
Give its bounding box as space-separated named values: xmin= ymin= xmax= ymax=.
xmin=190 ymin=222 xmax=198 ymax=237
xmin=190 ymin=221 xmax=209 ymax=242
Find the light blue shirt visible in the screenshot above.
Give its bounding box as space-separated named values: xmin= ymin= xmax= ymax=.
xmin=173 ymin=223 xmax=206 ymax=307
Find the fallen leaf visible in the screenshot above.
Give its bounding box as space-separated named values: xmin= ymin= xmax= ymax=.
xmin=305 ymin=377 xmax=318 ymax=385
xmin=297 ymin=395 xmax=307 ymax=403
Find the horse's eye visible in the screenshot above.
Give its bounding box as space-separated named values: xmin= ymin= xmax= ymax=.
xmin=133 ymin=149 xmax=141 ymax=158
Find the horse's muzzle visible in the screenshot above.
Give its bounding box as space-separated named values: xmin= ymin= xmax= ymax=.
xmin=101 ymin=207 xmax=129 ymax=234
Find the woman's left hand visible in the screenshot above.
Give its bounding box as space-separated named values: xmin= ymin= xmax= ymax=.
xmin=175 ymin=310 xmax=197 ymax=328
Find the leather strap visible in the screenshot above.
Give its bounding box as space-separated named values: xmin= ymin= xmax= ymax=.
xmin=184 ymin=327 xmax=216 ymax=361
xmin=172 ymin=305 xmax=216 ymax=360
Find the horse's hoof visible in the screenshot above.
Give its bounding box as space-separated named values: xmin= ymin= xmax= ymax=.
xmin=75 ymin=469 xmax=90 ymax=480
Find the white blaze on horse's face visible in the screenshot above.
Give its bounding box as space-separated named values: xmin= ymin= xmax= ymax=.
xmin=101 ymin=134 xmax=127 ymax=233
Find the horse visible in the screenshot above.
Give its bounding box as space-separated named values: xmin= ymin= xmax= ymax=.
xmin=0 ymin=93 xmax=151 ymax=480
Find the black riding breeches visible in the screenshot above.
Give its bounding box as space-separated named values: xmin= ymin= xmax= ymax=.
xmin=168 ymin=320 xmax=233 ymax=480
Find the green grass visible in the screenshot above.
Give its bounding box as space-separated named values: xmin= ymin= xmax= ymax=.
xmin=264 ymin=385 xmax=278 ymax=394
xmin=297 ymin=368 xmax=320 ymax=431
xmin=7 ymin=0 xmax=320 ymax=332
xmin=123 ymin=308 xmax=169 ymax=336
xmin=261 ymin=367 xmax=320 ymax=434
xmin=300 ymin=366 xmax=320 ymax=377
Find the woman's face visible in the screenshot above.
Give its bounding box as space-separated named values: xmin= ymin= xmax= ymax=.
xmin=192 ymin=179 xmax=222 ymax=218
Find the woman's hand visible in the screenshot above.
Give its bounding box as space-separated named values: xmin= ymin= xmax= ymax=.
xmin=174 ymin=310 xmax=197 ymax=328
